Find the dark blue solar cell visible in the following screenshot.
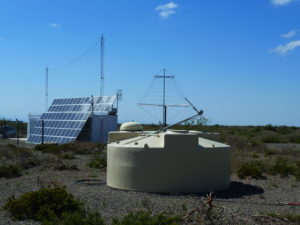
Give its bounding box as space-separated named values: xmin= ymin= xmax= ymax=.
xmin=28 ymin=95 xmax=116 ymax=144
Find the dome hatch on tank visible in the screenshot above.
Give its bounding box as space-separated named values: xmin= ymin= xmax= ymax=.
xmin=120 ymin=122 xmax=143 ymax=131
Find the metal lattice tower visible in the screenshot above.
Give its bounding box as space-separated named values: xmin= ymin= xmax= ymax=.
xmin=100 ymin=34 xmax=104 ymax=97
xmin=45 ymin=67 xmax=48 ymax=111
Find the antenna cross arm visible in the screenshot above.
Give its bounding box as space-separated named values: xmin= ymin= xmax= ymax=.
xmin=137 ymin=103 xmax=189 ymax=107
xmin=154 ymin=75 xmax=175 ymax=78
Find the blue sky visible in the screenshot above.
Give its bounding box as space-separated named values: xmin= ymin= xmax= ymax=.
xmin=0 ymin=0 xmax=300 ymax=126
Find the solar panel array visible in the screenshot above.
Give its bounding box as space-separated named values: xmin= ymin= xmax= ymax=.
xmin=27 ymin=96 xmax=116 ymax=144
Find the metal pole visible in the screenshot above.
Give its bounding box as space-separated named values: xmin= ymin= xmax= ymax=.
xmin=3 ymin=118 xmax=5 ymax=138
xmin=163 ymin=68 xmax=167 ymax=127
xmin=21 ymin=121 xmax=23 ymax=138
xmin=90 ymin=95 xmax=94 ymax=142
xmin=41 ymin=119 xmax=44 ymax=144
xmin=100 ymin=34 xmax=104 ymax=97
xmin=16 ymin=119 xmax=19 ymax=145
xmin=116 ymin=95 xmax=119 ymax=112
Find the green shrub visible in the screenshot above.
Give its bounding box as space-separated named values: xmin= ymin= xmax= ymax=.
xmin=295 ymin=161 xmax=300 ymax=181
xmin=42 ymin=212 xmax=105 ymax=225
xmin=263 ymin=149 xmax=275 ymax=157
xmin=0 ymin=144 xmax=39 ymax=171
xmin=35 ymin=144 xmax=60 ymax=154
xmin=264 ymin=124 xmax=277 ymax=131
xmin=4 ymin=186 xmax=84 ymax=221
xmin=285 ymin=213 xmax=300 ymax=223
xmin=20 ymin=159 xmax=39 ymax=169
xmin=59 ymin=153 xmax=76 ymax=160
xmin=34 ymin=143 xmax=105 ymax=155
xmin=263 ymin=212 xmax=300 ymax=224
xmin=253 ymin=126 xmax=261 ymax=133
xmin=288 ymin=135 xmax=300 ymax=144
xmin=249 ymin=139 xmax=261 ymax=148
xmin=277 ymin=126 xmax=291 ymax=135
xmin=59 ymin=143 xmax=79 ymax=152
xmin=5 ymin=143 xmax=18 ymax=149
xmin=1 ymin=144 xmax=35 ymax=160
xmin=262 ymin=135 xmax=286 ymax=143
xmin=60 ymin=142 xmax=105 ymax=154
xmin=268 ymin=157 xmax=295 ymax=177
xmin=237 ymin=161 xmax=265 ymax=179
xmin=0 ymin=165 xmax=22 ymax=178
xmin=251 ymin=153 xmax=260 ymax=159
xmin=87 ymin=154 xmax=106 ymax=169
xmin=112 ymin=211 xmax=181 ymax=225
xmin=54 ymin=163 xmax=78 ymax=171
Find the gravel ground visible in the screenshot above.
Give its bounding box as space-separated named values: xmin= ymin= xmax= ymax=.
xmin=0 ymin=151 xmax=299 ymax=225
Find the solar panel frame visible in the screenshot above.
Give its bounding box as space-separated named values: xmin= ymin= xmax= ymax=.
xmin=27 ymin=95 xmax=116 ymax=144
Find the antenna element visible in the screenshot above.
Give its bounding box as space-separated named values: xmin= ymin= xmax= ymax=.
xmin=100 ymin=34 xmax=104 ymax=97
xmin=154 ymin=68 xmax=175 ymax=127
xmin=138 ymin=69 xmax=186 ymax=127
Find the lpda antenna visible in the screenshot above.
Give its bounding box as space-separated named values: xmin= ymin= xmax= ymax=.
xmin=138 ymin=68 xmax=189 ymax=127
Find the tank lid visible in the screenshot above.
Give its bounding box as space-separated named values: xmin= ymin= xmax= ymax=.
xmin=120 ymin=122 xmax=143 ymax=131
xmin=166 ymin=129 xmax=188 ymax=134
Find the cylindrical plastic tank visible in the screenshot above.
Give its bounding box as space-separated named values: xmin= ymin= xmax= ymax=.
xmin=107 ymin=131 xmax=231 ymax=193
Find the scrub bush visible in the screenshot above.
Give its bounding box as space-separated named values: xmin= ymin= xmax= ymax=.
xmin=263 ymin=212 xmax=300 ymax=224
xmin=237 ymin=161 xmax=265 ymax=179
xmin=268 ymin=157 xmax=295 ymax=177
xmin=264 ymin=124 xmax=277 ymax=131
xmin=262 ymin=135 xmax=286 ymax=144
xmin=59 ymin=153 xmax=76 ymax=160
xmin=54 ymin=162 xmax=78 ymax=171
xmin=87 ymin=154 xmax=106 ymax=169
xmin=0 ymin=164 xmax=22 ymax=178
xmin=35 ymin=144 xmax=60 ymax=154
xmin=60 ymin=142 xmax=105 ymax=154
xmin=263 ymin=149 xmax=275 ymax=157
xmin=42 ymin=212 xmax=105 ymax=225
xmin=112 ymin=211 xmax=181 ymax=225
xmin=294 ymin=161 xmax=300 ymax=181
xmin=4 ymin=186 xmax=84 ymax=221
xmin=34 ymin=143 xmax=105 ymax=155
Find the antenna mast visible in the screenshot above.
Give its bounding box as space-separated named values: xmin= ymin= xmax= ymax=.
xmin=155 ymin=68 xmax=174 ymax=127
xmin=45 ymin=67 xmax=48 ymax=111
xmin=138 ymin=69 xmax=189 ymax=128
xmin=100 ymin=34 xmax=104 ymax=97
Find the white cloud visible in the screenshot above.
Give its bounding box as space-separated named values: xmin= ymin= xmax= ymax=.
xmin=156 ymin=2 xmax=178 ymax=11
xmin=49 ymin=23 xmax=62 ymax=28
xmin=158 ymin=10 xmax=176 ymax=18
xmin=272 ymin=40 xmax=300 ymax=55
xmin=281 ymin=29 xmax=297 ymax=38
xmin=271 ymin=0 xmax=295 ymax=6
xmin=156 ymin=2 xmax=178 ymax=18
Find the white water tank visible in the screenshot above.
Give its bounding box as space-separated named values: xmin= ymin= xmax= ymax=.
xmin=107 ymin=130 xmax=231 ymax=193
